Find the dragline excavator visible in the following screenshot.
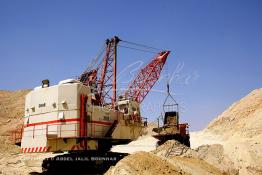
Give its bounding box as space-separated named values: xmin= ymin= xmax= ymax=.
xmin=11 ymin=36 xmax=174 ymax=172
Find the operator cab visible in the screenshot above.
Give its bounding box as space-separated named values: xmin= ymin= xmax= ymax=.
xmin=117 ymin=98 xmax=141 ymax=122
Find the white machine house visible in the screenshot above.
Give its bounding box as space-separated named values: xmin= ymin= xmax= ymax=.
xmin=21 ymin=79 xmax=145 ymax=153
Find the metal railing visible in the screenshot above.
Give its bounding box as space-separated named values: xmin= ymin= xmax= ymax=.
xmin=11 ymin=116 xmax=148 ymax=143
xmin=11 ymin=126 xmax=23 ymax=144
xmin=21 ymin=122 xmax=107 ymax=139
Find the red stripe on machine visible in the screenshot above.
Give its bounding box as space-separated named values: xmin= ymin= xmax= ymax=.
xmin=24 ymin=118 xmax=113 ymax=128
xmin=24 ymin=118 xmax=80 ymax=128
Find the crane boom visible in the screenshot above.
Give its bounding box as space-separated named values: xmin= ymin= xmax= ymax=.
xmin=79 ymin=37 xmax=169 ymax=106
xmin=79 ymin=36 xmax=120 ymax=108
xmin=98 ymin=36 xmax=120 ymax=108
xmin=125 ymin=51 xmax=170 ymax=103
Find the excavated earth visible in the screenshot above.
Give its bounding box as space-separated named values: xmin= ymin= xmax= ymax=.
xmin=191 ymin=88 xmax=262 ymax=175
xmin=108 ymin=88 xmax=262 ymax=175
xmin=0 ymin=88 xmax=262 ymax=174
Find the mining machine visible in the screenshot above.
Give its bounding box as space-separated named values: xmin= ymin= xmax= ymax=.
xmin=11 ymin=36 xmax=171 ymax=173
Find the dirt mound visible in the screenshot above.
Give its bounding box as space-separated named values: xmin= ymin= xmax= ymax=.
xmin=184 ymin=144 xmax=238 ymax=174
xmin=191 ymin=88 xmax=262 ymax=175
xmin=206 ymin=88 xmax=262 ymax=139
xmin=152 ymin=140 xmax=189 ymax=157
xmin=111 ymin=123 xmax=159 ymax=154
xmin=108 ymin=144 xmax=226 ymax=175
xmin=111 ymin=135 xmax=158 ymax=153
xmin=151 ymin=140 xmax=235 ymax=174
xmin=105 ymin=151 xmax=189 ymax=175
xmin=168 ymin=157 xmax=226 ymax=175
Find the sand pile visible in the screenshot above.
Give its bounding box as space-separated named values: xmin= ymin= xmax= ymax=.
xmin=111 ymin=123 xmax=159 ymax=153
xmin=108 ymin=140 xmax=226 ymax=175
xmin=111 ymin=135 xmax=158 ymax=154
xmin=183 ymin=144 xmax=238 ymax=174
xmin=152 ymin=140 xmax=189 ymax=157
xmin=105 ymin=151 xmax=189 ymax=175
xmin=206 ymin=88 xmax=262 ymax=139
xmin=191 ymin=88 xmax=262 ymax=175
xmin=152 ymin=140 xmax=236 ymax=174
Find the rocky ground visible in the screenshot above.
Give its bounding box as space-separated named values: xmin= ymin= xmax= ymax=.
xmin=0 ymin=88 xmax=262 ymax=174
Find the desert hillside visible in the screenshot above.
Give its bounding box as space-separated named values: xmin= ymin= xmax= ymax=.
xmin=0 ymin=90 xmax=31 ymax=135
xmin=207 ymin=88 xmax=262 ymax=139
xmin=191 ymin=88 xmax=262 ymax=175
xmin=0 ymin=90 xmax=31 ymax=154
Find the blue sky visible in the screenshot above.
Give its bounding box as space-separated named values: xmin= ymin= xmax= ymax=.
xmin=0 ymin=0 xmax=261 ymax=130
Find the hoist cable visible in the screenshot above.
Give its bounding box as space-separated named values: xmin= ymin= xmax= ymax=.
xmin=121 ymin=40 xmax=162 ymax=51
xmin=85 ymin=44 xmax=106 ymax=72
xmin=118 ymin=45 xmax=159 ymax=54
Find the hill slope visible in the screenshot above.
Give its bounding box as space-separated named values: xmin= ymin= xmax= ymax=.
xmin=207 ymin=88 xmax=262 ymax=139
xmin=191 ymin=88 xmax=262 ymax=175
xmin=0 ymin=89 xmax=31 ymax=136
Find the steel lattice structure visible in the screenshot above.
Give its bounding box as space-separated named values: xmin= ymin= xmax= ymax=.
xmin=98 ymin=36 xmax=119 ymax=108
xmin=125 ymin=51 xmax=170 ymax=103
xmin=79 ymin=36 xmax=170 ymax=107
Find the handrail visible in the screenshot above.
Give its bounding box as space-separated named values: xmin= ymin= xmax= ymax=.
xmin=10 ymin=126 xmax=23 ymax=144
xmin=23 ymin=122 xmax=105 ymax=139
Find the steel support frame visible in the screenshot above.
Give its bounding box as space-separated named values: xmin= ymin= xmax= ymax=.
xmin=99 ymin=37 xmax=119 ymax=108
xmin=125 ymin=51 xmax=170 ymax=103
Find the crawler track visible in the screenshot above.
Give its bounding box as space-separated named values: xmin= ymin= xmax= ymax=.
xmin=42 ymin=151 xmax=128 ymax=174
